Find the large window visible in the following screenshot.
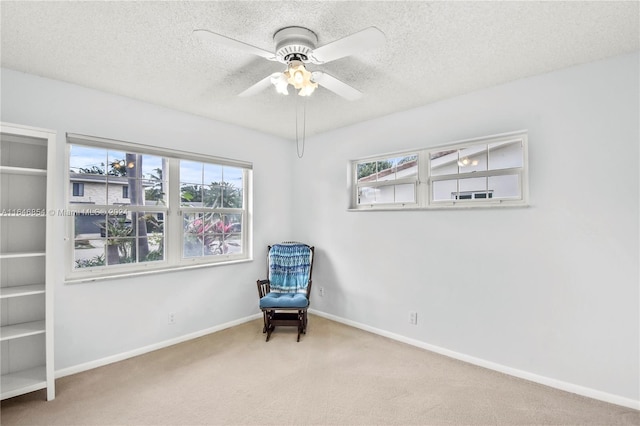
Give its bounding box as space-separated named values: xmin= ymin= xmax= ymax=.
xmin=351 ymin=130 xmax=528 ymax=210
xmin=66 ymin=134 xmax=252 ymax=281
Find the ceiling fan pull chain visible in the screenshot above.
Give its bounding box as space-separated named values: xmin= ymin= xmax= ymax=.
xmin=296 ymin=95 xmax=306 ymax=158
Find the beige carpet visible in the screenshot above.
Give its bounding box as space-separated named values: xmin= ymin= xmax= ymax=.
xmin=1 ymin=315 xmax=638 ymax=425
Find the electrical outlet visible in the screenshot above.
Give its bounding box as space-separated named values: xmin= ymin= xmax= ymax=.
xmin=409 ymin=311 xmax=418 ymax=325
xmin=319 ymin=287 xmax=325 ymax=297
xmin=168 ymin=312 xmax=176 ymax=325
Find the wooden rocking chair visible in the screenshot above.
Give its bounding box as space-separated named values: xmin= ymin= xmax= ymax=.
xmin=257 ymin=242 xmax=314 ymax=342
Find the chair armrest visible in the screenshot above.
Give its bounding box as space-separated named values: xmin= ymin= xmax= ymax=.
xmin=257 ymin=279 xmax=270 ymax=298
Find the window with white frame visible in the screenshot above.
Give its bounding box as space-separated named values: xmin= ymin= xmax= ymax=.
xmin=66 ymin=134 xmax=252 ymax=281
xmin=350 ymin=131 xmax=528 ymax=210
xmin=355 ymin=153 xmax=419 ymax=207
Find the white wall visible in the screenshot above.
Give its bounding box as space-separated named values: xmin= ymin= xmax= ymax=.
xmin=1 ymin=69 xmax=296 ymax=370
xmin=293 ymin=52 xmax=639 ymax=404
xmin=1 ymin=52 xmax=638 ymax=406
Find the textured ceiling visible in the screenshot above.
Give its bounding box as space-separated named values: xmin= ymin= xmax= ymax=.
xmin=1 ymin=1 xmax=638 ymax=140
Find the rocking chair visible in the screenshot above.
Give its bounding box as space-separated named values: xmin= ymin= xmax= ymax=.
xmin=257 ymin=242 xmax=314 ymax=342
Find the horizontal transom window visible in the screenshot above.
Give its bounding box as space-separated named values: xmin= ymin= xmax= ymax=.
xmin=350 ymin=130 xmax=528 ymax=210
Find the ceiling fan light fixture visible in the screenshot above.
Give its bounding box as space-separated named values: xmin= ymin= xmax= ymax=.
xmin=298 ymin=85 xmax=317 ymax=97
xmin=285 ymin=60 xmax=317 ymax=92
xmin=270 ymin=72 xmax=289 ymax=95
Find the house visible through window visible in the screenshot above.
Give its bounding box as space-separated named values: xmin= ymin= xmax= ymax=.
xmin=66 ymin=133 xmax=252 ymax=281
xmin=350 ymin=130 xmax=528 ymax=210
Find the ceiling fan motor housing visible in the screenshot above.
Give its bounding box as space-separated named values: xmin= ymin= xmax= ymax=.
xmin=273 ymin=26 xmax=318 ymax=63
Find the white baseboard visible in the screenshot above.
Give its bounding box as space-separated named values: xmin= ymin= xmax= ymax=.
xmin=55 ymin=313 xmax=262 ymax=379
xmin=309 ymin=309 xmax=640 ymax=411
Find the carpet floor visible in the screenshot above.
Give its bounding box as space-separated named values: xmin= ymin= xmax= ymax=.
xmin=1 ymin=315 xmax=638 ymax=425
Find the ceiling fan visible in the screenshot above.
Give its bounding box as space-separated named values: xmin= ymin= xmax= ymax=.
xmin=193 ymin=26 xmax=385 ymax=101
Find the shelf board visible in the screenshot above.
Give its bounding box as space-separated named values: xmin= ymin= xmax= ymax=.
xmin=0 ymin=166 xmax=47 ymax=176
xmin=0 ymin=366 xmax=47 ymax=400
xmin=0 ymin=284 xmax=46 ymax=299
xmin=0 ymin=251 xmax=45 ymax=259
xmin=0 ymin=320 xmax=46 ymax=341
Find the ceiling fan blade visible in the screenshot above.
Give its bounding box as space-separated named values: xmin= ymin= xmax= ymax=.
xmin=238 ymin=72 xmax=282 ymax=98
xmin=310 ymin=27 xmax=385 ymax=64
xmin=312 ymin=72 xmax=362 ymax=101
xmin=193 ymin=29 xmax=277 ymax=61
xmin=238 ymin=74 xmax=280 ymax=97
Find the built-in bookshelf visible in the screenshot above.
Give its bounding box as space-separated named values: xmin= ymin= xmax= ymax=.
xmin=0 ymin=122 xmax=55 ymax=401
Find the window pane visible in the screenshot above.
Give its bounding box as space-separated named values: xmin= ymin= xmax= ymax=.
xmin=459 ymin=177 xmax=487 ymax=193
xmin=106 ymin=237 xmax=135 ymax=265
xmin=140 ymin=155 xmax=164 ymax=180
xmin=70 ymin=146 xmax=107 ymax=205
xmin=206 ymin=213 xmax=243 ymax=256
xmin=74 ymin=227 xmax=105 ymax=269
xmin=430 ymin=150 xmax=458 ymax=177
xmin=137 ymin=212 xmax=165 ymax=263
xmin=106 ymin=177 xmax=129 ymax=205
xmin=180 ymin=161 xmax=202 ymax=184
xmin=432 ymin=179 xmax=457 ymax=201
xmin=357 ymin=183 xmax=415 ymax=205
xmin=99 ymin=215 xmax=133 ymax=265
xmin=458 ymin=146 xmax=486 ymax=173
xmin=358 ymin=186 xmax=376 ymax=204
xmin=104 ymin=155 xmax=169 ymax=207
xmin=488 ymin=174 xmax=521 ymax=199
xmin=223 ymin=167 xmax=244 ymax=208
xmin=70 ymin=145 xmax=106 ymax=175
xmin=223 ymin=166 xmax=243 ymax=187
xmin=107 ymin=150 xmax=129 ymax=177
xmin=142 ymin=156 xmax=167 ymax=205
xmin=395 ymin=184 xmax=415 ymax=203
xmin=395 ymin=155 xmax=418 ymax=179
xmin=222 ymin=213 xmax=242 ymax=255
xmin=74 ymin=209 xmax=107 ymax=269
xmin=203 ymin=163 xmax=222 ymax=184
xmin=223 ymin=184 xmax=243 ymax=208
xmin=202 ymin=184 xmax=221 ymax=208
xmin=375 ymin=186 xmax=394 ymax=203
xmin=183 ymin=213 xmax=205 ymax=258
xmin=375 ymin=160 xmax=395 ymax=182
xmin=488 ymin=140 xmax=523 ymax=170
xmin=357 ymin=161 xmax=377 ymax=182
xmin=144 ymin=179 xmax=166 ymax=205
xmin=181 ymin=183 xmax=202 ymax=206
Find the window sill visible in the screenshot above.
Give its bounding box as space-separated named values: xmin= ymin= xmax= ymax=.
xmin=347 ymin=201 xmax=529 ymax=212
xmin=65 ymin=257 xmax=253 ymax=284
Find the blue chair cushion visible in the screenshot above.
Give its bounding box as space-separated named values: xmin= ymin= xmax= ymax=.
xmin=260 ymin=292 xmax=309 ymax=309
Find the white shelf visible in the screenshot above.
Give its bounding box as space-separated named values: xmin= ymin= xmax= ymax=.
xmin=0 ymin=366 xmax=47 ymax=400
xmin=0 ymin=320 xmax=46 ymax=341
xmin=1 ymin=122 xmax=55 ymax=401
xmin=0 ymin=251 xmax=45 ymax=259
xmin=0 ymin=166 xmax=47 ymax=176
xmin=0 ymin=284 xmax=46 ymax=299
